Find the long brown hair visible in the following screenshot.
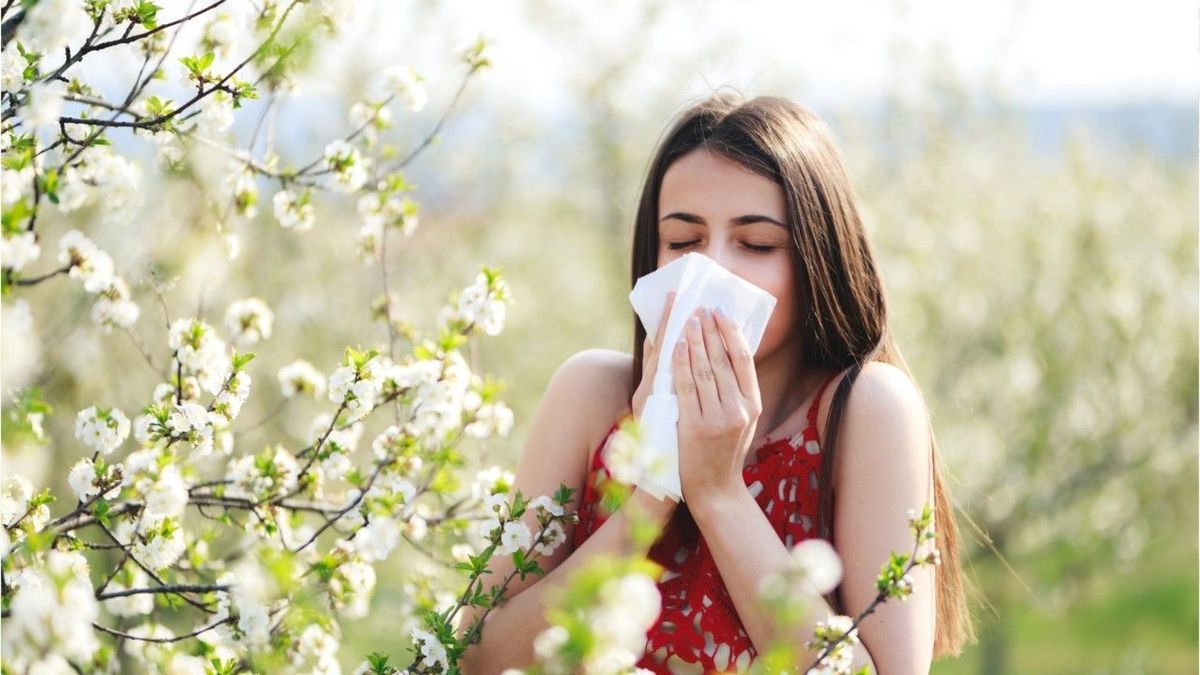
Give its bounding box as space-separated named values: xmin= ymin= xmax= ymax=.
xmin=628 ymin=91 xmax=975 ymax=657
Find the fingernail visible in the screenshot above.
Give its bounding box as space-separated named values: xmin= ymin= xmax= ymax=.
xmin=688 ymin=316 xmax=699 ymax=329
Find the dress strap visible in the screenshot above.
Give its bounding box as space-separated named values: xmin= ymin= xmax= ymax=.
xmin=804 ymin=370 xmax=843 ymax=431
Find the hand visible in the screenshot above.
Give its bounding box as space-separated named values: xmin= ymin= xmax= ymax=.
xmin=672 ymin=304 xmax=763 ymax=503
xmin=630 ymin=290 xmax=677 ymax=420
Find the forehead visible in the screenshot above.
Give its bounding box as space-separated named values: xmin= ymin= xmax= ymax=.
xmin=659 ymin=148 xmax=785 ymax=219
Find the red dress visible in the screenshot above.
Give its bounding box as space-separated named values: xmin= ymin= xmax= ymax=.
xmin=571 ymin=372 xmax=839 ymax=674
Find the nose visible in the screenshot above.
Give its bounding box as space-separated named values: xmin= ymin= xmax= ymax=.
xmin=700 ymin=239 xmax=736 ymax=272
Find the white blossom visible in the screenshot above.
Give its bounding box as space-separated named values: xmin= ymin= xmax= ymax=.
xmin=23 ymin=81 xmax=64 ymax=130
xmin=74 ymin=405 xmax=131 ymax=455
xmin=143 ymin=463 xmax=188 ymax=520
xmin=790 ymin=538 xmax=844 ymax=595
xmin=1 ymin=231 xmax=40 ymax=272
xmin=224 ymin=296 xmax=274 ymax=346
xmin=499 ymin=521 xmax=532 ymax=555
xmin=279 ymin=359 xmax=326 ymax=399
xmin=382 ymin=64 xmax=428 ymax=113
xmin=529 ymin=495 xmax=565 ymax=518
xmin=1 ymin=474 xmax=33 ymax=525
xmin=534 ymin=520 xmax=567 ymax=557
xmin=464 ymin=401 xmax=514 ymax=439
xmin=132 ymin=516 xmax=186 ymax=571
xmin=167 ymin=317 xmax=232 ymax=395
xmin=273 ymin=188 xmax=316 ymax=232
xmin=457 ymin=271 xmax=509 ymax=336
xmin=323 ymin=139 xmax=369 ymax=193
xmin=410 ymin=627 xmax=449 ymax=671
xmin=90 ymin=276 xmax=141 ymax=333
xmin=1 ymin=549 xmax=100 ymax=666
xmin=58 ymin=229 xmax=115 ymax=293
xmin=355 ymin=516 xmax=399 ymax=562
xmin=21 ymin=0 xmax=91 ymax=55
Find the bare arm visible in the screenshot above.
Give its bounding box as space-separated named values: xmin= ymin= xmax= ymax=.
xmin=688 ymin=361 xmax=935 ymax=673
xmin=458 ymin=485 xmax=673 ymax=674
xmin=456 ymin=349 xmax=675 ymax=675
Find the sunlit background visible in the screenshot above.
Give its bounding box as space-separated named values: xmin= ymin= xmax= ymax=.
xmin=2 ymin=1 xmax=1195 ymax=672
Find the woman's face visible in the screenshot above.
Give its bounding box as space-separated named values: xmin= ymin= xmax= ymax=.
xmin=656 ymin=147 xmax=798 ymax=360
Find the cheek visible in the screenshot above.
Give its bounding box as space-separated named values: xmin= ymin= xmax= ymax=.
xmin=747 ymin=267 xmax=795 ymax=354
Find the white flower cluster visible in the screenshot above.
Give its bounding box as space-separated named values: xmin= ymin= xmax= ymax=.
xmin=353 ymin=515 xmax=400 ymax=562
xmin=404 ymin=352 xmax=474 ymax=441
xmin=56 ymin=147 xmax=142 ymax=218
xmin=66 ymin=457 xmax=122 ymax=502
xmin=410 ymin=626 xmax=449 ymax=671
xmin=462 ymin=390 xmax=514 ymax=439
xmin=382 ymin=64 xmax=429 ymax=113
xmin=600 ymin=421 xmax=644 ymax=486
xmin=1 ymin=230 xmax=40 ymax=273
xmin=74 ymin=404 xmax=131 ymax=455
xmin=327 ymin=539 xmax=377 ymax=619
xmin=349 ymin=101 xmax=392 ymax=142
xmin=438 ymin=270 xmax=510 ymax=336
xmin=162 ymin=399 xmax=219 ymax=461
xmin=53 ymin=229 xmax=142 ymax=332
xmin=1 ymin=549 xmax=100 ymax=671
xmin=289 ymin=622 xmax=342 ymax=675
xmin=805 ymin=614 xmax=861 ymax=675
xmin=201 ymin=12 xmax=240 ymax=60
xmin=789 ymin=538 xmax=844 ymax=595
xmin=137 ymin=463 xmax=189 ymax=522
xmin=356 ymin=190 xmax=419 ymax=261
xmin=130 ymin=514 xmax=187 ymax=571
xmin=327 ymin=354 xmax=389 ymax=423
xmin=225 ymin=445 xmax=300 ymax=502
xmin=224 ymin=296 xmax=274 ymax=346
xmin=168 ymin=317 xmax=233 ymax=395
xmin=534 ymin=572 xmax=661 ymax=675
xmin=310 ymin=413 xmax=365 ymax=485
xmin=273 ymin=188 xmax=316 ymax=232
xmin=18 ymin=0 xmax=91 ymax=58
xmin=213 ymin=369 xmax=252 ymax=426
xmin=323 ymin=139 xmax=370 ymax=193
xmin=193 ymin=91 xmax=235 ymax=137
xmin=227 ymin=166 xmax=259 ymax=218
xmin=1 ymin=474 xmax=49 ymax=555
xmin=1 ymin=160 xmax=33 ymax=211
xmin=57 ymin=229 xmax=113 ymax=291
xmin=90 ymin=276 xmax=141 ymax=333
xmin=279 ymin=358 xmax=326 ymax=399
xmin=210 ymin=561 xmax=274 ymax=648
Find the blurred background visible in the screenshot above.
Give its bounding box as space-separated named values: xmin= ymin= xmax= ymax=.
xmin=2 ymin=1 xmax=1195 ymax=673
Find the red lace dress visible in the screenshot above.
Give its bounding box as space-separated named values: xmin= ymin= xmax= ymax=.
xmin=571 ymin=372 xmax=839 ymax=674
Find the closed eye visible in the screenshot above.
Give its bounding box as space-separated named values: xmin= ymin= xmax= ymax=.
xmin=666 ymin=240 xmax=777 ymax=254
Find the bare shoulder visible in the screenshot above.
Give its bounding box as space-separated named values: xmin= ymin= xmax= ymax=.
xmin=541 ymin=348 xmax=635 ymax=454
xmin=815 ymin=361 xmax=932 ymax=485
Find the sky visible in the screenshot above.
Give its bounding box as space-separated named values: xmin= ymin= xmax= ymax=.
xmin=326 ymin=0 xmax=1198 ymax=112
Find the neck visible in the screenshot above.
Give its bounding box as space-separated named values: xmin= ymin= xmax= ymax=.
xmin=752 ymin=345 xmax=825 ymax=445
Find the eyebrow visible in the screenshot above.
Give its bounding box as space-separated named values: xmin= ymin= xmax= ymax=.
xmin=659 ymin=212 xmax=788 ymax=229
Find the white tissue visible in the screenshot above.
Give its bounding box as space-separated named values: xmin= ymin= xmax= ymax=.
xmin=627 ymin=252 xmax=777 ymax=502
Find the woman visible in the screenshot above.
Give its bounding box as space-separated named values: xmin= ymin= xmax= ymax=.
xmin=459 ymin=91 xmax=974 ymax=673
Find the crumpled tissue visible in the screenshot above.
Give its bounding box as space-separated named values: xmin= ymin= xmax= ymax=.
xmin=626 ymin=252 xmax=777 ymax=502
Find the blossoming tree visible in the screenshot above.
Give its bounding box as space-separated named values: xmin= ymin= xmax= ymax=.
xmin=0 ymin=2 xmax=940 ymax=674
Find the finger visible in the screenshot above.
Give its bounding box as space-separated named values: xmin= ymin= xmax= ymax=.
xmin=643 ymin=290 xmax=676 ymax=376
xmin=672 ymin=333 xmax=701 ymax=421
xmin=711 ymin=306 xmax=760 ymax=403
xmin=685 ymin=308 xmax=721 ymax=414
xmin=700 ymin=307 xmax=740 ymax=410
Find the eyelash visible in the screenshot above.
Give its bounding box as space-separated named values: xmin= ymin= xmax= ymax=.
xmin=666 ymin=240 xmax=777 ymax=254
